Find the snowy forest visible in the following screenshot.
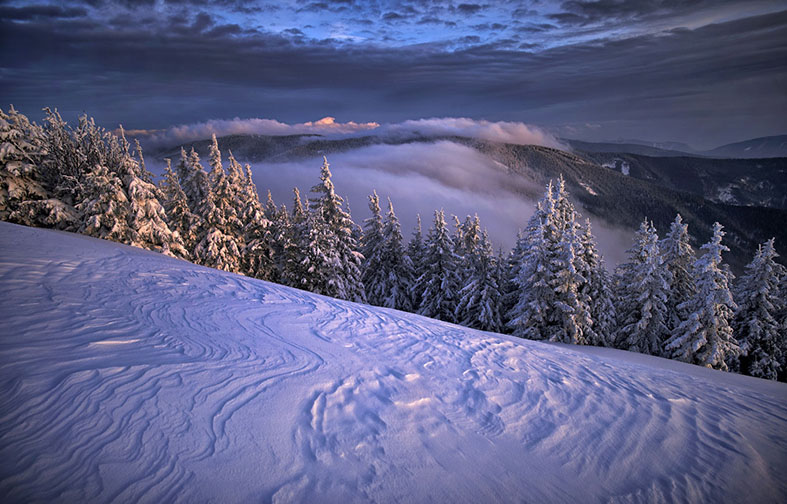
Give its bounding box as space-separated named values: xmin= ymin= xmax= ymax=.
xmin=1 ymin=106 xmax=785 ymax=381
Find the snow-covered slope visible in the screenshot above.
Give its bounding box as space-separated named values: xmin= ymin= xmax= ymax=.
xmin=1 ymin=222 xmax=785 ymax=503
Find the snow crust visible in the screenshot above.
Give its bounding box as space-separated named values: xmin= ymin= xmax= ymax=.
xmin=1 ymin=222 xmax=785 ymax=503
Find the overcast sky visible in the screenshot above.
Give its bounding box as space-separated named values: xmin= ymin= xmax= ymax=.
xmin=1 ymin=0 xmax=785 ymax=149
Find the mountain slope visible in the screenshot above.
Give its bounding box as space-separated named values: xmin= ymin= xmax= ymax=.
xmin=1 ymin=222 xmax=785 ymax=503
xmin=705 ymin=135 xmax=787 ymax=159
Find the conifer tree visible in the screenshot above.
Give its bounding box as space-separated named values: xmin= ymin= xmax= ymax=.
xmin=230 ymin=154 xmax=272 ymax=280
xmin=308 ymin=156 xmax=365 ymax=302
xmin=380 ymin=198 xmax=415 ymax=311
xmin=661 ymin=214 xmax=697 ymax=332
xmin=193 ymin=138 xmax=242 ymax=272
xmin=507 ymin=180 xmax=590 ymax=344
xmin=501 ymin=230 xmax=528 ymax=329
xmin=178 ymin=147 xmax=211 ymax=215
xmin=456 ymin=229 xmax=503 ymax=331
xmin=408 ymin=214 xmax=428 ymax=310
xmin=416 ymin=209 xmax=461 ymax=323
xmin=0 ymin=106 xmax=75 ymax=227
xmin=160 ymin=158 xmax=198 ymax=253
xmin=615 ymin=219 xmax=671 ymax=354
xmin=77 ymin=163 xmax=131 ymax=243
xmin=361 ymin=191 xmax=387 ymax=306
xmin=732 ymin=239 xmax=785 ymax=380
xmin=282 ymin=187 xmax=313 ymax=289
xmin=664 ymin=222 xmax=739 ymax=370
xmin=261 ymin=190 xmax=289 ymax=282
xmin=119 ymin=144 xmax=187 ymax=257
xmin=578 ymin=219 xmax=616 ymax=346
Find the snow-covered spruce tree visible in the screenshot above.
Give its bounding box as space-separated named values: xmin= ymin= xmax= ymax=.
xmin=40 ymin=108 xmax=85 ymax=210
xmin=578 ymin=219 xmax=616 ymax=346
xmin=456 ymin=229 xmax=504 ymax=332
xmin=379 ymin=198 xmax=415 ymax=312
xmin=416 ymin=209 xmax=461 ymax=323
xmin=661 ymin=214 xmax=697 ymax=332
xmin=664 ymin=222 xmax=739 ymax=370
xmin=361 ymin=191 xmax=387 ymax=306
xmin=456 ymin=215 xmax=481 ymax=291
xmin=193 ymin=138 xmax=243 ymax=272
xmin=506 ymin=180 xmax=590 ymax=344
xmin=283 ymin=187 xmax=319 ymax=290
xmin=614 ymin=219 xmax=671 ymax=355
xmin=77 ymin=163 xmax=132 ymax=243
xmin=501 ymin=230 xmax=528 ymax=330
xmin=408 ymin=214 xmax=428 ymax=311
xmin=231 ymin=153 xmax=273 ymax=280
xmin=160 ymin=158 xmax=198 ymax=253
xmin=732 ymin=239 xmax=785 ymax=380
xmin=177 ymin=147 xmax=211 ymax=216
xmin=261 ymin=190 xmax=289 ymax=283
xmin=505 ymin=183 xmax=555 ymax=337
xmin=308 ymin=156 xmax=365 ymax=302
xmin=120 ymin=141 xmax=187 ymax=257
xmin=0 ymin=106 xmax=66 ymax=227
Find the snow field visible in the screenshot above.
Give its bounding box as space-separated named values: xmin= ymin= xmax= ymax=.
xmin=0 ymin=222 xmax=785 ymax=503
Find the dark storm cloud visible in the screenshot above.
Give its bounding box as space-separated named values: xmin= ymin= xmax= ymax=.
xmin=456 ymin=4 xmax=484 ymax=15
xmin=0 ymin=2 xmax=785 ymax=146
xmin=0 ymin=5 xmax=88 ymax=20
xmin=551 ymin=0 xmax=772 ymax=27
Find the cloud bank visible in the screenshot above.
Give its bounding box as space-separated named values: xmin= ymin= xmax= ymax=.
xmin=129 ymin=116 xmax=380 ymax=147
xmin=132 ymin=116 xmax=563 ymax=150
xmin=248 ymin=141 xmax=630 ymax=265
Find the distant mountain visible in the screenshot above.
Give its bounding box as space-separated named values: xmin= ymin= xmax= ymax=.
xmin=567 ymin=135 xmax=787 ymax=159
xmin=703 ymin=135 xmax=787 ymax=159
xmin=578 ymin=152 xmax=787 ymax=209
xmin=616 ymin=139 xmax=698 ymax=154
xmin=561 ymin=138 xmax=696 ymax=158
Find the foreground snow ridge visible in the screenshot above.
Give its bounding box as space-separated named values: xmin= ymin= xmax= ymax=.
xmin=0 ymin=223 xmax=785 ymax=503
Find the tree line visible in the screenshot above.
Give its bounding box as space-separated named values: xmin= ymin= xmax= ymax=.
xmin=1 ymin=106 xmax=785 ymax=381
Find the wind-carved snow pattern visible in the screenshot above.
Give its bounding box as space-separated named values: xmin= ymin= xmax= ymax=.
xmin=1 ymin=222 xmax=785 ymax=503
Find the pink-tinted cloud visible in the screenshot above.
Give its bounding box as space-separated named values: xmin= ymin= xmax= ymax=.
xmin=135 ymin=116 xmax=380 ymax=146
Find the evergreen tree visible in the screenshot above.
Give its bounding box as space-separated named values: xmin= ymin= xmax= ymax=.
xmin=506 ymin=180 xmax=590 ymax=344
xmin=77 ymin=164 xmax=131 ymax=243
xmin=282 ymin=187 xmax=313 ymax=289
xmin=407 ymin=214 xmax=428 ymax=310
xmin=231 ymin=154 xmax=273 ymax=280
xmin=262 ymin=190 xmax=289 ymax=282
xmin=0 ymin=106 xmax=76 ymax=228
xmin=119 ymin=145 xmax=187 ymax=257
xmin=664 ymin=223 xmax=739 ymax=370
xmin=614 ymin=219 xmax=671 ymax=355
xmin=178 ymin=147 xmax=211 ymax=215
xmin=160 ymin=158 xmax=198 ymax=253
xmin=308 ymin=156 xmax=365 ymax=302
xmin=732 ymin=239 xmax=785 ymax=380
xmin=661 ymin=214 xmax=697 ymax=332
xmin=361 ymin=191 xmax=387 ymax=306
xmin=456 ymin=229 xmax=503 ymax=331
xmin=193 ymin=138 xmax=242 ymax=272
xmin=501 ymin=230 xmax=528 ymax=329
xmin=578 ymin=219 xmax=616 ymax=346
xmin=380 ymin=198 xmax=415 ymax=311
xmin=416 ymin=209 xmax=461 ymax=323
xmin=0 ymin=106 xmax=46 ymax=221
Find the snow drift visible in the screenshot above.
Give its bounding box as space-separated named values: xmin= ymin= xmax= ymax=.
xmin=0 ymin=222 xmax=785 ymax=503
